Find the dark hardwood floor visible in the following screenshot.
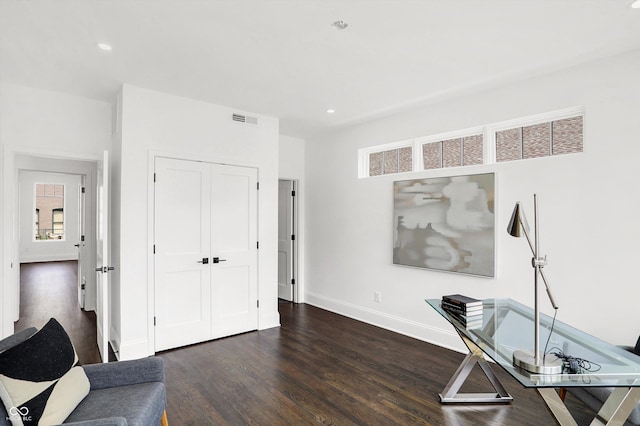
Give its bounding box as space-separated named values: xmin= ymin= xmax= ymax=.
xmin=159 ymin=301 xmax=598 ymax=425
xmin=15 ymin=262 xmax=600 ymax=425
xmin=16 ymin=260 xmax=101 ymax=364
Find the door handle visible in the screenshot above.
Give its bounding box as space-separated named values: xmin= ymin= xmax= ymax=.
xmin=197 ymin=258 xmax=209 ymax=264
xmin=212 ymin=257 xmax=227 ymax=264
xmin=95 ymin=266 xmax=115 ymax=273
xmin=74 ymin=244 xmax=80 ymax=247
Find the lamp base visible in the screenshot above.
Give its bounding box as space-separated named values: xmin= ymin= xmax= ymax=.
xmin=512 ymin=350 xmax=563 ymax=375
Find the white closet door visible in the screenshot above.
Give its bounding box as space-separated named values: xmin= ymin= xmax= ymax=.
xmin=210 ymin=164 xmax=258 ymax=339
xmin=277 ymin=180 xmax=294 ymax=301
xmin=154 ymin=157 xmax=212 ymax=351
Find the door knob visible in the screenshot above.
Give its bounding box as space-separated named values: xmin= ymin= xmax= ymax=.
xmin=197 ymin=258 xmax=209 ymax=264
xmin=212 ymin=257 xmax=227 ymax=263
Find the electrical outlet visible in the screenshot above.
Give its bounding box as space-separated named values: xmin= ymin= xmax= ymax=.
xmin=374 ymin=291 xmax=381 ymax=303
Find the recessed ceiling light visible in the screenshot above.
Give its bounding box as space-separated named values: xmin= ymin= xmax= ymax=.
xmin=97 ymin=43 xmax=113 ymax=51
xmin=326 ymin=109 xmax=335 ymax=114
xmin=632 ymin=0 xmax=640 ymax=8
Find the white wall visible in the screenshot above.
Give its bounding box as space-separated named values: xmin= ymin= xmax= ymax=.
xmin=305 ymin=49 xmax=640 ymax=352
xmin=279 ymin=135 xmax=306 ymax=302
xmin=114 ymin=84 xmax=280 ymax=360
xmin=18 ymin=170 xmax=81 ymax=262
xmin=0 ymin=83 xmax=111 ymax=337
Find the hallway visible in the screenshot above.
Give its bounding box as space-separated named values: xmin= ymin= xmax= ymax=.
xmin=15 ymin=260 xmax=101 ymax=364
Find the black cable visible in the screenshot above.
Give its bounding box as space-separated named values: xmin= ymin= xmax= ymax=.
xmin=546 ymin=347 xmax=602 ymax=374
xmin=542 ymin=310 xmax=601 ymax=374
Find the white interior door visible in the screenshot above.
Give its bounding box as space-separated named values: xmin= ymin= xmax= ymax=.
xmin=77 ymin=177 xmax=86 ymax=309
xmin=95 ymin=151 xmax=110 ymax=363
xmin=154 ymin=157 xmax=212 ymax=351
xmin=210 ymin=164 xmax=258 ymax=339
xmin=278 ymin=180 xmax=294 ymax=301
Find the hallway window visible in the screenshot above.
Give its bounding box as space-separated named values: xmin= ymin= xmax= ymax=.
xmin=35 ymin=183 xmax=65 ymax=240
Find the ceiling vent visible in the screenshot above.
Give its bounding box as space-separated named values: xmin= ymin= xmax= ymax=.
xmin=232 ymin=113 xmax=258 ymax=126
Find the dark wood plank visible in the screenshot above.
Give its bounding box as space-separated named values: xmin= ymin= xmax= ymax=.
xmin=159 ymin=301 xmax=600 ymax=425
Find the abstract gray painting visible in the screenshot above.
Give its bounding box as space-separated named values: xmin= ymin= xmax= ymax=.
xmin=393 ymin=173 xmax=495 ymax=277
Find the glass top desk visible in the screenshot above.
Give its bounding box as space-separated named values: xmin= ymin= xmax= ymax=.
xmin=426 ymin=298 xmax=640 ymax=426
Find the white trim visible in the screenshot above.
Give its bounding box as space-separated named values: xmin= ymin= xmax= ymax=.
xmin=305 ymin=291 xmax=466 ymax=354
xmin=110 ymin=322 xmax=121 ymax=361
xmin=486 ymin=106 xmax=584 ymax=133
xmin=20 ymin=254 xmax=78 ymax=263
xmin=146 ymin=153 xmax=156 ymax=356
xmin=414 ymin=125 xmax=485 ymax=146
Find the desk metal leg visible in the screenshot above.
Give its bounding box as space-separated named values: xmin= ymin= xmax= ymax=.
xmin=439 ymin=333 xmax=513 ymax=403
xmin=538 ymin=386 xmax=640 ymax=426
xmin=537 ymin=388 xmax=578 ymax=426
xmin=590 ymin=387 xmax=640 ymax=426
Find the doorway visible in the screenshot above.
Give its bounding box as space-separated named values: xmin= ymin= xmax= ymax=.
xmin=6 ymin=154 xmax=99 ymax=346
xmin=278 ymin=179 xmax=297 ymax=302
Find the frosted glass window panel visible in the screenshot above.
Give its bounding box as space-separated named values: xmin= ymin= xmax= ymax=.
xmin=463 ymin=134 xmax=484 ymax=165
xmin=398 ymin=147 xmax=413 ymax=173
xmin=422 ymin=142 xmax=442 ymax=170
xmin=383 ymin=149 xmax=399 ymax=174
xmin=362 ymin=111 xmax=582 ymax=177
xmin=496 ymin=128 xmax=522 ymax=162
xmin=552 ymin=116 xmax=583 ymax=155
xmin=522 ymin=123 xmax=551 ymax=159
xmin=369 ymin=152 xmax=383 ymax=176
xmin=442 ymin=138 xmax=462 ymax=168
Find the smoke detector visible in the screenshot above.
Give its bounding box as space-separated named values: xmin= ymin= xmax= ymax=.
xmin=331 ymin=20 xmax=349 ymax=30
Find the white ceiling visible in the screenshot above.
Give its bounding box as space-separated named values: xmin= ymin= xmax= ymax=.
xmin=2 ymin=0 xmax=640 ymax=138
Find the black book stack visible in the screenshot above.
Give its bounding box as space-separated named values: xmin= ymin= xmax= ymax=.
xmin=441 ymin=294 xmax=483 ymax=329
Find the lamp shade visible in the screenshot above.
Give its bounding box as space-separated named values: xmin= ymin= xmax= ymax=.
xmin=507 ymin=202 xmax=530 ymax=237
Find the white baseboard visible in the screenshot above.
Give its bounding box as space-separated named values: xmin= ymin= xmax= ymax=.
xmin=109 ymin=324 xmax=121 ymax=361
xmin=117 ymin=338 xmax=152 ymax=361
xmin=305 ymin=292 xmax=466 ymax=354
xmin=259 ymin=310 xmax=281 ymax=331
xmin=20 ymin=253 xmax=78 ymax=263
